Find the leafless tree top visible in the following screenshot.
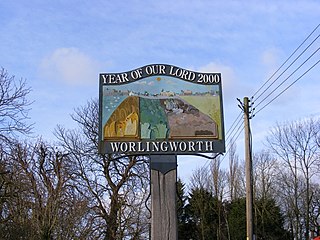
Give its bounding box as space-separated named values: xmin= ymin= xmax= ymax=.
xmin=0 ymin=68 xmax=33 ymax=142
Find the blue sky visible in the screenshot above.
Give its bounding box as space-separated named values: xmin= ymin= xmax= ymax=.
xmin=1 ymin=0 xmax=320 ymax=182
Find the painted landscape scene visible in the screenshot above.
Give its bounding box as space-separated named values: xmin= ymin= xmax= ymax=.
xmin=102 ymin=76 xmax=222 ymax=141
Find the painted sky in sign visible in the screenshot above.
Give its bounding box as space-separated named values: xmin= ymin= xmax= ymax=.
xmin=104 ymin=75 xmax=219 ymax=95
xmin=1 ymin=0 xmax=320 ymax=183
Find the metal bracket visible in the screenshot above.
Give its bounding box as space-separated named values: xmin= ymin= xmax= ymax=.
xmin=150 ymin=154 xmax=177 ymax=174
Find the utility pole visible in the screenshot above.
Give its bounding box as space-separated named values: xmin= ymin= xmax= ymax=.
xmin=243 ymin=97 xmax=254 ymax=240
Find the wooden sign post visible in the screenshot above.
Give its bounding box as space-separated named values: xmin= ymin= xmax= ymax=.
xmin=150 ymin=155 xmax=177 ymax=240
xmin=98 ymin=64 xmax=225 ymax=240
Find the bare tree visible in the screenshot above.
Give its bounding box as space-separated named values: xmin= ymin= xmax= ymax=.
xmin=252 ymin=150 xmax=281 ymax=238
xmin=118 ymin=186 xmax=150 ymax=239
xmin=309 ymin=182 xmax=320 ymax=238
xmin=0 ymin=68 xmax=32 ymax=142
xmin=189 ymin=164 xmax=211 ymax=191
xmin=227 ymin=140 xmax=244 ymax=200
xmin=210 ymin=156 xmax=228 ymax=239
xmin=252 ymin=150 xmax=278 ymax=200
xmin=0 ymin=140 xmax=91 ymax=239
xmin=211 ymin=156 xmax=227 ymax=200
xmin=267 ymin=118 xmax=320 ymax=239
xmin=55 ymin=99 xmax=150 ymax=240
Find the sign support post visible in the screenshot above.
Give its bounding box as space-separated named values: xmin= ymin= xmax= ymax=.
xmin=98 ymin=64 xmax=225 ymax=240
xmin=150 ymin=155 xmax=177 ymax=240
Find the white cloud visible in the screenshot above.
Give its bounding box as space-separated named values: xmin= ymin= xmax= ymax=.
xmin=133 ymin=80 xmax=147 ymax=85
xmin=261 ymin=48 xmax=280 ymax=68
xmin=197 ymin=62 xmax=240 ymax=104
xmin=260 ymin=48 xmax=283 ymax=78
xmin=198 ymin=62 xmax=235 ymax=85
xmin=40 ymin=48 xmax=100 ymax=86
xmin=147 ymin=81 xmax=154 ymax=86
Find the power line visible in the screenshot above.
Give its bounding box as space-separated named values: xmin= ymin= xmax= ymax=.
xmin=254 ymin=58 xmax=320 ymax=116
xmin=253 ymin=31 xmax=320 ymax=104
xmin=226 ymin=111 xmax=242 ymax=135
xmin=221 ymin=99 xmax=246 ymax=163
xmin=220 ymin=125 xmax=244 ymax=163
xmin=252 ymin=23 xmax=320 ymax=100
xmin=222 ymin=109 xmax=245 ymax=163
xmin=200 ymin=112 xmax=244 ymax=171
xmin=201 ymin=24 xmax=320 ymax=176
xmin=254 ymin=46 xmax=320 ymax=110
xmin=201 ymin=124 xmax=244 ymax=178
xmin=225 ymin=111 xmax=242 ymax=142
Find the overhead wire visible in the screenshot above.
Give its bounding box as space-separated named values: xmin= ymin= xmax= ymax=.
xmin=252 ymin=23 xmax=320 ymax=101
xmin=220 ymin=124 xmax=244 ymax=163
xmin=199 ymin=110 xmax=244 ymax=170
xmin=254 ymin=58 xmax=320 ymax=116
xmin=253 ymin=33 xmax=320 ymax=107
xmin=254 ymin=45 xmax=320 ymax=110
xmin=225 ymin=111 xmax=242 ymax=142
xmin=201 ymin=23 xmax=320 ymax=175
xmin=221 ymin=24 xmax=320 ymax=165
xmin=240 ymin=24 xmax=320 ymax=165
xmin=220 ymin=109 xmax=244 ymax=163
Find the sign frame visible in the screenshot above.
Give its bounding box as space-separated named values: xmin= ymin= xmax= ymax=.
xmin=99 ymin=64 xmax=225 ymax=155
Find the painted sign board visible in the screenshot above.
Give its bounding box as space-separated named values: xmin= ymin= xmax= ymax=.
xmin=99 ymin=64 xmax=225 ymax=154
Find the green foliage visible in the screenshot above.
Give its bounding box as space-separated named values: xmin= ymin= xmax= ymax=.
xmin=227 ymin=198 xmax=247 ymax=240
xmin=188 ymin=187 xmax=218 ymax=240
xmin=227 ymin=197 xmax=291 ymax=240
xmin=254 ymin=198 xmax=291 ymax=239
xmin=177 ymin=179 xmax=197 ymax=240
xmin=177 ymin=180 xmax=290 ymax=240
